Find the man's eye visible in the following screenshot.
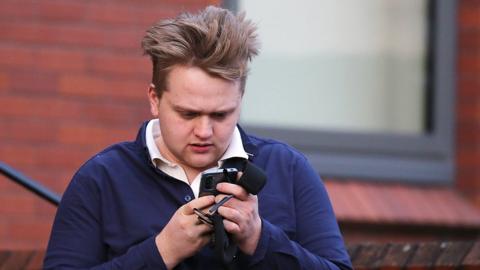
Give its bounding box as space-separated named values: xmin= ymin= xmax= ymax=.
xmin=180 ymin=112 xmax=197 ymax=119
xmin=211 ymin=112 xmax=227 ymax=120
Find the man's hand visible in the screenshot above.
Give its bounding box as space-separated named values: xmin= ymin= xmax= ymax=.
xmin=215 ymin=181 xmax=262 ymax=255
xmin=155 ymin=195 xmax=215 ymax=269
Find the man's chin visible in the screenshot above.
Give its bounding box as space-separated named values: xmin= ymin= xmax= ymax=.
xmin=186 ymin=158 xmax=217 ymax=171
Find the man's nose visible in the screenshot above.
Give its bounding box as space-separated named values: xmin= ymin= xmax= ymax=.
xmin=194 ymin=116 xmax=213 ymax=139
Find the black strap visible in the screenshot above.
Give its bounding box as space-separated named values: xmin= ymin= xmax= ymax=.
xmin=236 ymin=161 xmax=266 ymax=195
xmin=221 ymin=157 xmax=246 ymax=172
xmin=221 ymin=157 xmax=266 ymax=195
xmin=211 ymin=158 xmax=266 ymax=268
xmin=211 ymin=213 xmax=237 ymax=266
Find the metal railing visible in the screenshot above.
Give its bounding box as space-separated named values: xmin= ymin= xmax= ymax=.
xmin=0 ymin=162 xmax=61 ymax=206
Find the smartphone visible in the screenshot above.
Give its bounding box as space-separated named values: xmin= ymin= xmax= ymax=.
xmin=198 ymin=168 xmax=238 ymax=197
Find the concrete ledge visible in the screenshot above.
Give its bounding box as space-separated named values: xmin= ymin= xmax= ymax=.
xmin=2 ymin=241 xmax=479 ymax=269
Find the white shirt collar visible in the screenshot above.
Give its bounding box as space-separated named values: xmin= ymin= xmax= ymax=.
xmin=145 ymin=119 xmax=248 ymax=197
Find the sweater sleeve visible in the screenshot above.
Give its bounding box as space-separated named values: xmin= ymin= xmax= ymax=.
xmin=43 ymin=173 xmax=167 ymax=270
xmin=237 ymin=156 xmax=353 ymax=270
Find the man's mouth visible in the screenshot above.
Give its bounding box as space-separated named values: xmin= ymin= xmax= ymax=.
xmin=190 ymin=143 xmax=213 ymax=153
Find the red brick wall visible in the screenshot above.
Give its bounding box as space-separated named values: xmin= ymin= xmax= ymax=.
xmin=0 ymin=0 xmax=218 ymax=249
xmin=456 ymin=0 xmax=480 ymax=207
xmin=0 ymin=0 xmax=479 ymax=251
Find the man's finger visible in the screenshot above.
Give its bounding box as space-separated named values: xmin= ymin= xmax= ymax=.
xmin=182 ymin=195 xmax=215 ymax=215
xmin=208 ymin=194 xmax=234 ymax=214
xmin=215 ymin=182 xmax=249 ymax=200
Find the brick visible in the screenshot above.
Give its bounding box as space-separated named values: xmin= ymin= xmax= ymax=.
xmin=0 ymin=144 xmax=42 ymax=169
xmin=456 ymin=143 xmax=480 ymax=156
xmin=456 ymin=169 xmax=480 ymax=191
xmin=458 ymin=53 xmax=480 ymax=74
xmin=5 ymin=218 xmax=53 ymax=243
xmin=0 ymin=241 xmax=46 ymax=250
xmin=118 ymin=0 xmax=213 ymax=10
xmin=58 ymin=74 xmax=145 ymax=101
xmin=364 ymin=184 xmax=401 ymax=223
xmin=458 ymin=78 xmax=480 ymax=97
xmin=0 ymin=143 xmax=96 ymax=169
xmin=457 ymin=102 xmax=480 ymax=125
xmin=457 ymin=119 xmax=480 ymax=132
xmin=463 ymin=241 xmax=480 ymax=270
xmin=458 ymin=32 xmax=480 ymax=51
xmin=0 ymin=94 xmax=149 ymax=124
xmin=78 ymin=102 xmax=149 ymax=126
xmin=325 ymin=181 xmax=363 ymax=221
xmin=0 ymin=119 xmax=59 ymax=144
xmin=376 ymin=243 xmax=417 ymax=270
xmin=34 ymin=201 xmax=58 ymax=219
xmin=28 ymin=172 xmax=70 ymax=197
xmin=456 ymin=120 xmax=480 ymax=141
xmin=385 ymin=185 xmax=418 ymax=223
xmin=0 ymin=250 xmax=34 ymax=270
xmin=457 ymin=135 xmax=480 ymax=150
xmin=0 ymin=46 xmax=86 ymax=76
xmin=441 ymin=192 xmax=480 ymax=226
xmin=0 ymin=72 xmax=8 ymax=92
xmin=457 ymin=94 xmax=480 ymax=110
xmin=0 ymin=95 xmax=61 ymax=119
xmin=346 ymin=243 xmax=361 ymax=261
xmin=351 ymin=243 xmax=389 ymax=270
xmin=0 ymin=46 xmax=35 ymax=68
xmin=428 ymin=190 xmax=460 ymax=225
xmin=0 ymin=1 xmax=176 ymax=27
xmin=205 ymin=0 xmax=221 ymax=5
xmin=36 ymin=48 xmax=88 ymax=72
xmin=0 ymin=173 xmax=38 ymax=194
xmin=107 ymin=29 xmax=146 ymax=51
xmin=435 ymin=189 xmax=478 ymax=226
xmin=469 ymin=194 xmax=480 ymax=210
xmin=407 ymin=242 xmax=443 ymax=270
xmin=24 ymin=250 xmax=46 ymax=270
xmin=0 ymin=1 xmax=37 ymax=19
xmin=341 ymin=182 xmax=374 ymax=221
xmin=36 ymin=1 xmax=87 ymax=22
xmin=0 ymin=194 xmax=37 ymax=217
xmin=6 ymin=71 xmax=58 ymax=94
xmin=0 ymin=21 xmax=140 ymax=51
xmin=0 ymin=222 xmax=6 ymax=249
xmin=84 ymin=3 xmax=175 ymax=26
xmin=458 ymin=3 xmax=480 ymax=29
xmin=87 ymin=52 xmax=150 ymax=77
xmin=57 ymin=123 xmax=136 ymax=148
xmin=456 ymin=149 xmax=480 ymax=168
xmin=37 ymin=145 xmax=95 ymax=169
xmin=342 ymin=182 xmax=380 ymax=223
xmin=395 ymin=187 xmax=441 ymax=225
xmin=390 ymin=185 xmax=426 ymax=223
xmin=0 ymin=252 xmax=10 ymax=268
xmin=435 ymin=241 xmax=474 ymax=270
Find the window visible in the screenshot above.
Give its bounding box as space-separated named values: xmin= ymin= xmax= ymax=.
xmin=224 ymin=0 xmax=457 ymax=183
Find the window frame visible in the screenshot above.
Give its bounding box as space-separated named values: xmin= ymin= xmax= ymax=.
xmin=224 ymin=0 xmax=457 ymax=184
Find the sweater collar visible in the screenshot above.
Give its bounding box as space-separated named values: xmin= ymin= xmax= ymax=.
xmin=135 ymin=121 xmax=259 ymax=163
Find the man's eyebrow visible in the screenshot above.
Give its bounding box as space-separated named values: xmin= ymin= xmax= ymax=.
xmin=172 ymin=105 xmax=200 ymax=113
xmin=172 ymin=105 xmax=235 ymax=114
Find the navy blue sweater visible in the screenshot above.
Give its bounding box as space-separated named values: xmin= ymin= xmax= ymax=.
xmin=44 ymin=122 xmax=352 ymax=270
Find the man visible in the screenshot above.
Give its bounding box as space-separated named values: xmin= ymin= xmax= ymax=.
xmin=44 ymin=6 xmax=352 ymax=270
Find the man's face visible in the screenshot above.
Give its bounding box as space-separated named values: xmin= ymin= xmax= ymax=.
xmin=148 ymin=65 xmax=242 ymax=173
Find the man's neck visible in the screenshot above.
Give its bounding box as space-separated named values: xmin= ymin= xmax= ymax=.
xmin=182 ymin=167 xmax=206 ymax=184
xmin=146 ymin=119 xmax=248 ymax=187
xmin=155 ymin=137 xmax=215 ymax=184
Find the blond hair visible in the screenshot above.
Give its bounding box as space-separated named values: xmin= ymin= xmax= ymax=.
xmin=141 ymin=6 xmax=260 ymax=97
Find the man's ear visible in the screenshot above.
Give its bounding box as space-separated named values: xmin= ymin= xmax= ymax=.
xmin=148 ymin=84 xmax=160 ymax=117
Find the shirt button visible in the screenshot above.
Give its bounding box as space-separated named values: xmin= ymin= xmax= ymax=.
xmin=184 ymin=195 xmax=192 ymax=202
